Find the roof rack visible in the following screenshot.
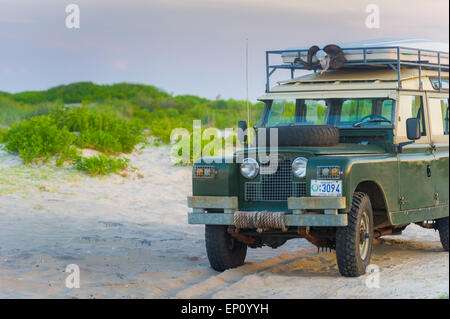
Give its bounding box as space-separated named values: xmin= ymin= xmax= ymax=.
xmin=265 ymin=46 xmax=449 ymax=92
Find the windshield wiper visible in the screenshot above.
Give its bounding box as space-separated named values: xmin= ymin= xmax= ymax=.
xmin=353 ymin=119 xmax=391 ymax=127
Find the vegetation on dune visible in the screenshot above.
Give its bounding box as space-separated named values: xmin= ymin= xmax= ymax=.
xmin=5 ymin=115 xmax=76 ymax=164
xmin=55 ymin=146 xmax=80 ymax=167
xmin=2 ymin=106 xmax=144 ymax=175
xmin=170 ymin=128 xmax=238 ymax=166
xmin=2 ymin=82 xmax=170 ymax=105
xmin=0 ymin=96 xmax=60 ymax=125
xmin=51 ymin=106 xmax=145 ymax=153
xmin=0 ymin=82 xmax=264 ymax=139
xmin=0 ymin=82 xmax=264 ymax=175
xmin=74 ymin=154 xmax=129 ymax=176
xmin=0 ymin=126 xmax=8 ymax=143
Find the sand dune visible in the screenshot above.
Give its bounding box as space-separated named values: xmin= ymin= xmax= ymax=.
xmin=0 ymin=146 xmax=448 ymax=299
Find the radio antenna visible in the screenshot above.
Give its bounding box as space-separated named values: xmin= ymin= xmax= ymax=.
xmin=246 ymin=38 xmax=250 ymax=128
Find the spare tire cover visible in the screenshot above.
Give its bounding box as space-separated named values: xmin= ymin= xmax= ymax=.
xmin=258 ymin=125 xmax=339 ymax=147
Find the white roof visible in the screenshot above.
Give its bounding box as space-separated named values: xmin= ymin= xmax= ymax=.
xmin=285 ymin=38 xmax=449 ymax=53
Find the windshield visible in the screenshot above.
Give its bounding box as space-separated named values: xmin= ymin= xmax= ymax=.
xmin=263 ymin=98 xmax=395 ymax=128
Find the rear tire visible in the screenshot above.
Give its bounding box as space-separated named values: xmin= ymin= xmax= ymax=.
xmin=336 ymin=192 xmax=374 ymax=277
xmin=436 ymin=217 xmax=449 ymax=251
xmin=205 ymin=225 xmax=247 ymax=271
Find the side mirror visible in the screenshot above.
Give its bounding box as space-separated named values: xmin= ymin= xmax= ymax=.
xmin=406 ymin=118 xmax=421 ymax=140
xmin=238 ymin=120 xmax=248 ymax=143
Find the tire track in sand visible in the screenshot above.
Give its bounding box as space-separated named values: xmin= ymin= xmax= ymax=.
xmin=174 ymin=248 xmax=318 ymax=299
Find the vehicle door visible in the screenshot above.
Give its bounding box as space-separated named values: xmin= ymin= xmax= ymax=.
xmin=397 ymin=93 xmax=435 ymax=210
xmin=426 ymin=93 xmax=449 ymax=207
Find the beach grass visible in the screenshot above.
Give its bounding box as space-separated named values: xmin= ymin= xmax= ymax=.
xmin=0 ymin=82 xmax=264 ymax=174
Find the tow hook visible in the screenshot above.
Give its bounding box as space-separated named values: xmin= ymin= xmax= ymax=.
xmin=227 ymin=226 xmax=257 ymax=245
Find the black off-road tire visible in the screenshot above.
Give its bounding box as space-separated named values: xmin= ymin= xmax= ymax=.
xmin=259 ymin=125 xmax=339 ymax=147
xmin=336 ymin=192 xmax=374 ymax=277
xmin=436 ymin=217 xmax=449 ymax=251
xmin=205 ymin=225 xmax=247 ymax=272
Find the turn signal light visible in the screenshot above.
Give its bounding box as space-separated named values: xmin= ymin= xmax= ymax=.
xmin=331 ymin=168 xmax=340 ymax=177
xmin=193 ymin=166 xmax=216 ymax=178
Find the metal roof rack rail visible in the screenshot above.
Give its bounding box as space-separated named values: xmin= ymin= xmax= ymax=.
xmin=265 ymin=46 xmax=449 ymax=92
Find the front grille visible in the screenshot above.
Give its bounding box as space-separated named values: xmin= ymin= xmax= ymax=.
xmin=244 ymin=157 xmax=307 ymax=201
xmin=292 ymin=182 xmax=307 ymax=197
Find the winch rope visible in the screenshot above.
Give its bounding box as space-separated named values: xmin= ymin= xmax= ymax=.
xmin=234 ymin=211 xmax=287 ymax=232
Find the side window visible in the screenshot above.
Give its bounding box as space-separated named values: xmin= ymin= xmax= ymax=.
xmin=410 ymin=96 xmax=426 ymax=136
xmin=398 ymin=95 xmax=427 ymax=139
xmin=429 ymin=98 xmax=449 ymax=136
xmin=430 ymin=78 xmax=450 ymax=90
xmin=442 ymin=99 xmax=449 ymax=135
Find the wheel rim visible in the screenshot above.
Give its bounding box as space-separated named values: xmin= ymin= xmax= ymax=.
xmin=359 ymin=211 xmax=370 ymax=260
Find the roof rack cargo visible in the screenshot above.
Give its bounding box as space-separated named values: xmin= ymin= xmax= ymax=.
xmin=266 ymin=41 xmax=449 ymax=93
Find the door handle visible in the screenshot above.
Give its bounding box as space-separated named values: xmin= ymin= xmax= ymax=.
xmin=427 ymin=165 xmax=432 ymax=178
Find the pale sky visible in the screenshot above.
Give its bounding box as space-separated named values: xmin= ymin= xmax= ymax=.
xmin=0 ymin=0 xmax=448 ymax=101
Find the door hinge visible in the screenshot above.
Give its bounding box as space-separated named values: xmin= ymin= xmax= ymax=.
xmin=434 ymin=193 xmax=439 ymax=204
xmin=430 ymin=143 xmax=437 ymax=153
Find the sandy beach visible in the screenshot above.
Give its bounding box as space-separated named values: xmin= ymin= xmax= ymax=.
xmin=0 ymin=145 xmax=448 ymax=299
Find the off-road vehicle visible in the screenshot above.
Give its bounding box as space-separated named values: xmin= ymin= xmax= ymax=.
xmin=188 ymin=40 xmax=449 ymax=277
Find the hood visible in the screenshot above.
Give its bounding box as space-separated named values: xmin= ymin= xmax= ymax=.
xmin=237 ymin=143 xmax=387 ymax=156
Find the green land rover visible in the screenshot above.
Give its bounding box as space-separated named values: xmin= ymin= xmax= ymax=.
xmin=187 ymin=42 xmax=449 ymax=277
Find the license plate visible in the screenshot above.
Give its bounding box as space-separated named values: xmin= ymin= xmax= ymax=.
xmin=310 ymin=180 xmax=342 ymax=197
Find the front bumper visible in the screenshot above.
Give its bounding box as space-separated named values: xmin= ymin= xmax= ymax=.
xmin=187 ymin=196 xmax=347 ymax=227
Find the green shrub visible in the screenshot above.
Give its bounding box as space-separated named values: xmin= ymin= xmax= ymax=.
xmin=55 ymin=146 xmax=81 ymax=167
xmin=9 ymin=82 xmax=170 ymax=105
xmin=74 ymin=154 xmax=129 ymax=176
xmin=52 ymin=106 xmax=145 ymax=153
xmin=171 ymin=128 xmax=238 ymax=165
xmin=1 ymin=82 xmax=268 ymax=173
xmin=2 ymin=82 xmax=266 ymax=146
xmin=5 ymin=115 xmax=76 ymax=163
xmin=0 ymin=126 xmax=8 ymax=143
xmin=0 ymin=96 xmax=60 ymax=125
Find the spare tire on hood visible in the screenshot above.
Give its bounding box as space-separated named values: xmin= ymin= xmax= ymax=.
xmin=257 ymin=125 xmax=339 ymax=147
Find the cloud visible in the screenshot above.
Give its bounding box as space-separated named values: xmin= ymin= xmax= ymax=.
xmin=0 ymin=17 xmax=38 ymax=25
xmin=1 ymin=66 xmax=13 ymax=74
xmin=0 ymin=66 xmax=30 ymax=75
xmin=111 ymin=59 xmax=129 ymax=71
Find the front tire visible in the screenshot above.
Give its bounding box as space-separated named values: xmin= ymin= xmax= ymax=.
xmin=336 ymin=192 xmax=374 ymax=277
xmin=436 ymin=217 xmax=449 ymax=251
xmin=205 ymin=225 xmax=247 ymax=272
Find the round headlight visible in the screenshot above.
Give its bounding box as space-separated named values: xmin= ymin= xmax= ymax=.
xmin=240 ymin=158 xmax=259 ymax=179
xmin=292 ymin=157 xmax=308 ymax=178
